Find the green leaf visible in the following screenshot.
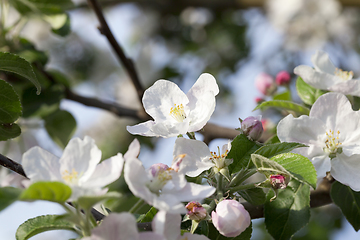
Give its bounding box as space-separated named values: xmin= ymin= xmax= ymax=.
xmin=227 ymin=134 xmax=262 ymax=173
xmin=254 ymin=142 xmax=307 ymax=159
xmin=253 ymin=100 xmax=310 ymax=115
xmin=22 ymin=85 xmax=63 ymax=118
xmin=16 ymin=214 xmax=77 ymax=240
xmin=273 ymin=91 xmax=291 ymax=101
xmin=0 ymin=187 xmax=23 ymax=212
xmin=271 ymin=153 xmax=317 ymax=189
xmin=0 ymin=123 xmax=21 ymax=141
xmin=296 ymin=77 xmax=326 ymax=106
xmin=238 ymin=187 xmax=266 ymax=205
xmin=138 ymin=207 xmax=158 ymax=223
xmin=265 ymin=180 xmax=310 ymax=240
xmin=331 ymin=181 xmax=360 ymax=231
xmin=77 ymin=192 xmax=122 ymax=211
xmin=9 ymin=0 xmax=74 ymax=15
xmin=0 ymin=52 xmax=41 ymax=94
xmin=208 ymin=221 xmax=252 ymax=240
xmin=20 ymin=181 xmax=71 ymax=203
xmin=50 ymin=14 xmax=71 ymax=36
xmin=251 ymin=153 xmax=317 ymax=189
xmin=0 ymin=79 xmax=22 ymax=123
xmin=44 ymin=110 xmax=76 ymax=148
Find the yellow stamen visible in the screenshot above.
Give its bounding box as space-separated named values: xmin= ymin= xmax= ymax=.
xmin=169 ymin=104 xmax=187 ymax=122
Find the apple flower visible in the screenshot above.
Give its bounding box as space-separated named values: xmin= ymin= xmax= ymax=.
xmin=172 ymin=138 xmax=232 ymax=178
xmin=124 ymin=154 xmax=216 ymax=214
xmin=127 ymin=73 xmax=219 ymax=138
xmin=294 ymin=50 xmax=360 ymax=96
xmin=152 ymin=210 xmax=210 ymax=240
xmin=22 ymin=136 xmax=132 ymax=201
xmin=277 ymin=92 xmax=360 ymax=191
xmin=255 ymin=73 xmax=277 ymax=96
xmin=82 ymin=212 xmax=164 ymax=240
xmin=211 ymin=199 xmax=251 ymax=237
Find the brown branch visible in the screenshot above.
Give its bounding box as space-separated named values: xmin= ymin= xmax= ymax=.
xmin=0 ymin=154 xmax=27 ymax=178
xmin=87 ymin=0 xmax=144 ymax=101
xmin=201 ymin=123 xmax=239 ymax=144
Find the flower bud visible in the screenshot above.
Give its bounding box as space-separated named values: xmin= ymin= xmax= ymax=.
xmin=270 ymin=174 xmax=289 ymax=189
xmin=211 ymin=199 xmax=251 ymax=237
xmin=241 ymin=116 xmax=263 ymax=141
xmin=186 ymin=201 xmax=207 ymax=221
xmin=255 ymin=97 xmax=265 ymax=104
xmin=255 ymin=73 xmax=276 ymax=95
xmin=275 ymin=71 xmax=291 ymax=86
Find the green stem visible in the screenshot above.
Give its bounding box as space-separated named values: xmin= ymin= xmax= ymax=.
xmin=128 ymin=198 xmax=144 ymax=214
xmin=228 ymin=182 xmax=258 ymax=193
xmin=186 ymin=132 xmax=196 ymax=140
xmin=229 ymin=168 xmax=257 ymax=187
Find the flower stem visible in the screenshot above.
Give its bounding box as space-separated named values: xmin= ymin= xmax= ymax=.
xmin=228 ymin=182 xmax=258 ymax=193
xmin=186 ymin=132 xmax=196 ymax=139
xmin=229 ymin=168 xmax=257 ymax=187
xmin=129 ymin=198 xmax=144 ymax=214
xmin=216 ymin=174 xmax=224 ymax=198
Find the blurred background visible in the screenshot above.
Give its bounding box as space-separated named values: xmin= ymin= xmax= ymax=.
xmin=1 ymin=0 xmax=360 ymax=239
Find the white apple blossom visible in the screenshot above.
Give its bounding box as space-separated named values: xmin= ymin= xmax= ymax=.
xmin=124 ymin=154 xmax=215 ymax=214
xmin=173 ymin=137 xmax=231 ymax=177
xmin=82 ymin=212 xmax=164 ymax=240
xmin=127 ymin=73 xmax=219 ymax=138
xmin=277 ymin=92 xmax=360 ymax=191
xmin=152 ymin=210 xmax=210 ymax=240
xmin=22 ymin=136 xmax=133 ymax=201
xmin=294 ymin=50 xmax=360 ymax=96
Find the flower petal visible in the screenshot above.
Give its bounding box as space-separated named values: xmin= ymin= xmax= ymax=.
xmin=173 ymin=138 xmax=214 ymax=177
xmin=59 ymin=136 xmax=102 ymax=183
xmin=124 ymin=138 xmax=141 ymax=159
xmin=331 ymin=154 xmax=360 ymax=191
xmin=329 ymin=80 xmax=360 ymax=97
xmin=169 ymin=182 xmax=215 ymax=202
xmin=83 ymin=153 xmax=124 ymax=188
xmin=311 ymin=50 xmax=337 ymax=74
xmin=294 ymin=65 xmax=340 ymax=90
xmin=187 ymin=73 xmax=219 ymax=98
xmin=142 ymin=80 xmax=189 ymax=122
xmin=22 ymin=147 xmax=62 ymax=182
xmin=151 ymin=120 xmax=189 ymax=138
xmin=152 ymin=211 xmax=181 ymax=239
xmin=127 ymin=120 xmax=158 ymax=137
xmin=311 ymin=155 xmax=330 ymax=179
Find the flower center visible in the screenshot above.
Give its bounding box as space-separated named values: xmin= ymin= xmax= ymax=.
xmin=210 ymin=147 xmax=231 ymax=170
xmin=169 ymin=104 xmax=187 ymax=122
xmin=62 ymin=168 xmax=80 ymax=185
xmin=334 ymin=68 xmax=353 ymax=81
xmin=323 ymin=129 xmax=342 ymax=158
xmin=147 ymin=168 xmax=173 ymax=195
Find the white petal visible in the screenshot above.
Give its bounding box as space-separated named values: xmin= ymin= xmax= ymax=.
xmin=331 ymin=154 xmax=360 ymax=191
xmin=277 ymin=114 xmax=325 ymax=146
xmin=310 ymin=93 xmax=353 ymax=127
xmin=329 ymin=80 xmax=360 ymax=97
xmin=173 ymin=138 xmax=214 ymax=177
xmin=127 ymin=120 xmax=158 ymax=137
xmin=139 ymin=232 xmax=166 ymax=240
xmin=22 ymin=147 xmax=62 ymax=182
xmin=151 ymin=121 xmax=189 ymax=138
xmin=171 ymin=182 xmax=215 ymax=202
xmin=311 ymin=50 xmax=337 ymax=74
xmin=124 ymin=139 xmax=141 ymax=159
xmin=187 ymin=73 xmax=219 ymax=98
xmin=311 ymin=155 xmax=330 ymax=179
xmin=294 ymin=65 xmax=340 ymax=90
xmin=83 ymin=153 xmax=124 ymax=188
xmin=182 ymin=232 xmax=210 ymax=240
xmin=152 ymin=211 xmax=181 ymax=239
xmin=60 ymin=136 xmax=102 ymax=182
xmin=91 ymin=213 xmax=140 ymax=240
xmin=142 ymin=80 xmax=189 ymax=122
xmin=153 ymin=193 xmax=187 ymax=213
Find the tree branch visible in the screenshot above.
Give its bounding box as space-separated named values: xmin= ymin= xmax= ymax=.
xmin=87 ymin=0 xmax=144 ymax=101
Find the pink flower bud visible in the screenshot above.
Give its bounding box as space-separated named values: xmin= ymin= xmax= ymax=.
xmin=186 ymin=201 xmax=207 ymax=221
xmin=270 ymin=174 xmax=289 ymax=189
xmin=255 ymin=97 xmax=265 ymax=104
xmin=255 ymin=73 xmax=276 ymax=96
xmin=275 ymin=71 xmax=291 ymax=86
xmin=211 ymin=200 xmax=251 ymax=237
xmin=241 ymin=116 xmax=263 ymax=141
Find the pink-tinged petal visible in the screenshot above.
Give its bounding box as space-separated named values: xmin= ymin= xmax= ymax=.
xmin=83 ymin=153 xmax=124 ymax=188
xmin=182 ymin=232 xmax=210 ymax=240
xmin=331 ymin=154 xmax=360 ymax=191
xmin=173 ymin=138 xmax=214 ymax=177
xmin=311 ymin=50 xmax=337 ymax=74
xmin=127 ymin=120 xmax=158 ymax=137
xmin=91 ymin=213 xmax=140 ymax=240
xmin=294 ymin=65 xmax=340 ymax=90
xmin=310 ymin=93 xmax=353 ymax=127
xmin=329 ymin=80 xmax=360 ymax=97
xmin=142 ymin=80 xmax=189 ymax=122
xmin=152 ymin=211 xmax=181 ymax=239
xmin=187 ymin=91 xmax=217 ymax=132
xmin=22 ymin=147 xmax=62 ymax=182
xmin=60 ymin=136 xmax=102 ymax=182
xmin=277 ymin=114 xmax=325 ymax=146
xmin=151 ymin=120 xmax=189 ymax=138
xmin=139 ymin=232 xmax=166 ymax=240
xmin=124 ymin=139 xmax=141 ymax=159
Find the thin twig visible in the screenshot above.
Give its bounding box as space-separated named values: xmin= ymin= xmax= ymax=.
xmin=87 ymin=0 xmax=144 ymax=102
